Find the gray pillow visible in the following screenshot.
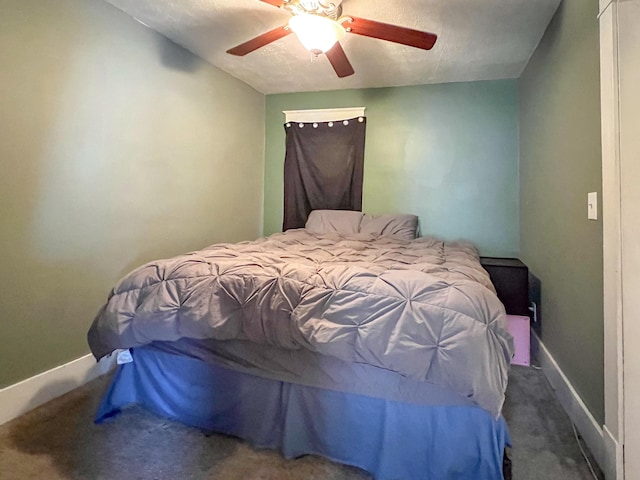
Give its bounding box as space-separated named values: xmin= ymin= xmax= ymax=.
xmin=305 ymin=210 xmax=364 ymax=235
xmin=360 ymin=213 xmax=419 ymax=240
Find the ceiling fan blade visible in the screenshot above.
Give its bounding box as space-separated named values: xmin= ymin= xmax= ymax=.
xmin=226 ymin=25 xmax=292 ymax=56
xmin=259 ymin=0 xmax=283 ymax=7
xmin=343 ymin=16 xmax=437 ymax=50
xmin=326 ymin=42 xmax=355 ymax=78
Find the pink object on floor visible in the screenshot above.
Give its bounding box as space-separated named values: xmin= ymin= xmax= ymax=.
xmin=507 ymin=314 xmax=530 ymax=366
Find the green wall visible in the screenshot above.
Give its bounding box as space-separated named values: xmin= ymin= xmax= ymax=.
xmin=519 ymin=0 xmax=603 ymax=422
xmin=0 ymin=0 xmax=265 ymax=387
xmin=264 ymin=81 xmax=519 ymax=256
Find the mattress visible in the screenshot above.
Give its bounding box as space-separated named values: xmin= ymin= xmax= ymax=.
xmin=148 ymin=337 xmax=476 ymax=407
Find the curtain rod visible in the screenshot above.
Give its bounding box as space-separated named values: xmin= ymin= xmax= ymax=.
xmin=283 ymin=107 xmax=366 ymax=123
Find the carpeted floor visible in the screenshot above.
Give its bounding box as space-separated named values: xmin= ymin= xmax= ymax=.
xmin=0 ymin=365 xmax=603 ymax=480
xmin=502 ymin=366 xmax=603 ymax=480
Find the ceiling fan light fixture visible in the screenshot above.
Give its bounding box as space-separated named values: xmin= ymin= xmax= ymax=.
xmin=289 ymin=13 xmax=345 ymax=55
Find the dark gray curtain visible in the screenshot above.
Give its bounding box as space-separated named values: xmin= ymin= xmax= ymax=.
xmin=283 ymin=117 xmax=366 ymax=231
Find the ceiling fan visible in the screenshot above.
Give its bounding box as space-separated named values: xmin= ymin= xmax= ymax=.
xmin=226 ymin=0 xmax=438 ymax=78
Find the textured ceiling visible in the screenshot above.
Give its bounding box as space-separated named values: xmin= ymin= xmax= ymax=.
xmin=105 ymin=0 xmax=561 ymax=94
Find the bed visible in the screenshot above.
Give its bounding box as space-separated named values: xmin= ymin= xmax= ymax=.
xmin=88 ymin=210 xmax=514 ymax=480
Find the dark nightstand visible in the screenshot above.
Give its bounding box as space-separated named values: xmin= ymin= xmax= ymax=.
xmin=480 ymin=257 xmax=530 ymax=317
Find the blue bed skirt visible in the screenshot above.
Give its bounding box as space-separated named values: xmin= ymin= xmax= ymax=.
xmin=96 ymin=347 xmax=510 ymax=480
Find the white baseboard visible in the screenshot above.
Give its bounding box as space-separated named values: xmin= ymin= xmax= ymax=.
xmin=532 ymin=333 xmax=618 ymax=479
xmin=0 ymin=354 xmax=116 ymax=426
xmin=603 ymin=424 xmax=624 ymax=480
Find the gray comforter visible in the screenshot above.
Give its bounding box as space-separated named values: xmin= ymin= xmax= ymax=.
xmin=88 ymin=229 xmax=513 ymax=416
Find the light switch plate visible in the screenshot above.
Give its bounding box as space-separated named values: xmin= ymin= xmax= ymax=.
xmin=588 ymin=192 xmax=598 ymax=220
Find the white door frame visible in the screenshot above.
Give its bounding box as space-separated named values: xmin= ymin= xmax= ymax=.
xmin=600 ymin=0 xmax=640 ymax=477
